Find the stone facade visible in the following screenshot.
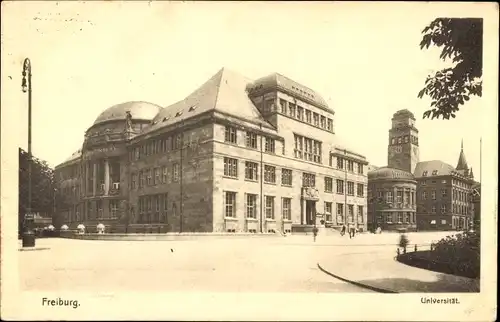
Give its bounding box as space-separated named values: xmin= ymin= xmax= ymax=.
xmin=54 ymin=68 xmax=368 ymax=233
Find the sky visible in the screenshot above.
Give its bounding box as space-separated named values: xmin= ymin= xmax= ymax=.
xmin=2 ymin=1 xmax=496 ymax=175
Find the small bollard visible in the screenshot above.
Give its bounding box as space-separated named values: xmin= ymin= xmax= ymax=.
xmin=414 ymin=244 xmax=417 ymax=252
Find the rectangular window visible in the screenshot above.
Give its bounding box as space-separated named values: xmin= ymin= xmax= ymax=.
xmin=357 ymin=163 xmax=363 ymax=174
xmin=246 ymin=132 xmax=257 ymax=149
xmin=357 ymin=206 xmax=364 ymax=223
xmin=265 ymin=196 xmax=275 ymax=219
xmin=163 ymin=193 xmax=168 ymax=211
xmin=223 ymin=157 xmax=238 ymax=178
xmin=347 ymin=181 xmax=355 ymax=196
xmin=289 ymin=104 xmax=296 ymax=118
xmin=281 ymin=169 xmax=292 ymax=186
xmin=282 ymin=198 xmax=291 ymax=220
xmin=297 ymin=106 xmax=304 ymax=120
xmin=280 ymin=99 xmax=287 ymax=114
xmin=302 ymin=173 xmax=316 ymax=187
xmin=147 ymin=169 xmax=153 ymax=185
xmin=441 ymin=204 xmax=447 ymax=213
xmin=162 ymin=165 xmax=168 ymax=183
xmin=324 ymin=177 xmax=333 ymax=192
xmin=265 ymin=137 xmax=275 ymax=153
xmin=397 ymin=212 xmax=403 ymax=223
xmin=422 ymin=191 xmax=427 ymax=200
xmin=110 ymin=200 xmax=119 ymax=218
xmin=441 ymin=189 xmax=447 ymax=197
xmin=337 ymin=157 xmax=344 ymax=169
xmin=294 ymin=134 xmax=322 ymax=164
xmin=396 ymin=189 xmax=403 ymax=203
xmin=154 ymin=167 xmax=160 ymax=185
xmin=347 ymin=160 xmax=354 ymax=172
xmin=320 ymin=116 xmax=326 ymax=128
xmin=173 ymin=134 xmax=182 ymax=150
xmin=431 ymin=206 xmax=436 ymax=213
xmin=224 ymin=191 xmax=236 ymax=218
xmin=224 ymin=126 xmax=237 ymax=144
xmin=336 ymin=179 xmax=344 ymax=194
xmin=313 ymin=113 xmax=319 ymax=126
xmin=131 ymin=173 xmax=137 ymax=189
xmin=173 ymin=163 xmax=180 ymax=182
xmin=245 ymin=161 xmax=258 ymax=181
xmin=337 ymin=203 xmax=344 ymax=223
xmin=245 ymin=193 xmax=257 ymax=219
xmin=325 ymin=202 xmax=333 ymax=222
xmin=264 ymin=165 xmax=276 ymax=183
xmin=357 ymin=183 xmax=364 ymax=197
xmin=347 ymin=204 xmax=354 ymax=222
xmin=305 ymin=110 xmax=312 ymax=123
xmin=387 ymin=191 xmax=393 ymax=203
xmin=432 ymin=190 xmax=436 ymax=200
xmin=327 ymin=119 xmax=333 ymax=132
xmin=386 ymin=213 xmax=392 ymax=223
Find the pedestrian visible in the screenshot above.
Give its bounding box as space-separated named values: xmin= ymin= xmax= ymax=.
xmin=340 ymin=224 xmax=346 ymax=236
xmin=348 ymin=223 xmax=354 ymax=239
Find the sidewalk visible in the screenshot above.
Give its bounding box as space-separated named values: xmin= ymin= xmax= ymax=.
xmin=318 ymin=251 xmax=480 ymax=293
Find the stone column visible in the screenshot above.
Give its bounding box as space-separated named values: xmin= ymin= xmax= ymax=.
xmin=104 ymin=159 xmax=110 ymax=195
xmin=93 ymin=162 xmax=97 ymax=196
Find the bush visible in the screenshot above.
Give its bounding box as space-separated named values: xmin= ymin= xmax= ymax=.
xmin=432 ymin=231 xmax=480 ymax=278
xmin=399 ymin=233 xmax=410 ymax=249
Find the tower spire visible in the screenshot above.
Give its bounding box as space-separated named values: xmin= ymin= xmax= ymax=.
xmin=456 ymin=139 xmax=469 ymax=170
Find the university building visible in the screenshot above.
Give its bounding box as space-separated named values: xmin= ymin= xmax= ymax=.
xmin=367 ymin=109 xmax=477 ymax=232
xmin=54 ymin=68 xmax=368 ymax=233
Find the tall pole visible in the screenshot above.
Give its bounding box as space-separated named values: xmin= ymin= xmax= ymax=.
xmin=259 ymin=123 xmax=263 ymax=233
xmin=344 ymin=149 xmax=347 ymax=225
xmin=22 ymin=58 xmax=35 ymax=247
xmin=179 ymin=123 xmax=184 ymax=233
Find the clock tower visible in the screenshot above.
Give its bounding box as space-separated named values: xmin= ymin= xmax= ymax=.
xmin=387 ymin=109 xmax=420 ymax=174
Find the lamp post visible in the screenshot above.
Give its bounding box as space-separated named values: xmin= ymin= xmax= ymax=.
xmin=22 ymin=58 xmax=35 ymax=247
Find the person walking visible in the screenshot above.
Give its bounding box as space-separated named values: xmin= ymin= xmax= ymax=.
xmin=340 ymin=224 xmax=346 ymax=236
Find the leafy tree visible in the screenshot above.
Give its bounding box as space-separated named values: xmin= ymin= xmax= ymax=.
xmin=18 ymin=148 xmax=55 ymax=233
xmin=417 ymin=18 xmax=483 ymax=120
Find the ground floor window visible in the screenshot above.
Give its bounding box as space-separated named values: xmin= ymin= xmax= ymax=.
xmin=324 ymin=202 xmax=332 ymax=222
xmin=265 ymin=196 xmax=275 ymax=219
xmin=283 ymin=198 xmax=292 ymax=220
xmin=246 ymin=193 xmax=257 ymax=219
xmin=224 ymin=191 xmax=236 ymax=218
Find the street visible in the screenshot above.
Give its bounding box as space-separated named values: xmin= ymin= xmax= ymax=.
xmin=19 ymin=232 xmax=454 ymax=293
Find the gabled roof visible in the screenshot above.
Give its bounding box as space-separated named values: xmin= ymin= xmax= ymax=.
xmin=140 ymin=68 xmax=275 ymax=136
xmin=413 ymin=160 xmax=455 ymax=178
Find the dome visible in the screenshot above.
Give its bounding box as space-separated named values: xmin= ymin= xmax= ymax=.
xmin=92 ymin=101 xmax=163 ymax=126
xmin=368 ymin=166 xmax=415 ymax=181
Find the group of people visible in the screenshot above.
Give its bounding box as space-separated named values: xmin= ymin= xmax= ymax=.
xmin=340 ymin=223 xmax=358 ymax=238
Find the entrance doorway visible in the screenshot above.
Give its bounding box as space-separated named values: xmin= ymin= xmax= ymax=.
xmin=305 ymin=200 xmax=316 ymax=225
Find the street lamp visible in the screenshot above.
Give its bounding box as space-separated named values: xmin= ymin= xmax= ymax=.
xmin=21 ymin=58 xmax=35 ymax=247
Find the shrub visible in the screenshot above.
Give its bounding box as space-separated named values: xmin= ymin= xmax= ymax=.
xmin=399 ymin=233 xmax=410 ymax=250
xmin=433 ymin=231 xmax=480 ymax=278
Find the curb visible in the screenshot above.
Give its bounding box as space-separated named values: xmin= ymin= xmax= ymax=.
xmin=317 ymin=263 xmax=398 ymax=293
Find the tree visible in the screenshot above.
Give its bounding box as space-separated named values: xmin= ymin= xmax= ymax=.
xmin=417 ymin=18 xmax=483 ymax=120
xmin=18 ymin=148 xmax=55 ymax=233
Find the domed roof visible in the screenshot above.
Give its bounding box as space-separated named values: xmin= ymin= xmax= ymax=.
xmin=368 ymin=166 xmax=415 ymax=181
xmin=92 ymin=101 xmax=163 ymax=126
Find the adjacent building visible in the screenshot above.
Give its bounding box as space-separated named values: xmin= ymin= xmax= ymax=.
xmin=368 ymin=109 xmax=477 ymax=232
xmin=54 ymin=68 xmax=368 ymax=233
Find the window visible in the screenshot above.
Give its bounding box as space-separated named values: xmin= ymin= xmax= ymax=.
xmin=138 ymin=171 xmax=144 ymax=188
xmin=172 ymin=163 xmax=180 ymax=182
xmin=337 ymin=157 xmax=344 ymax=169
xmin=404 ymin=136 xmax=409 ymax=143
xmin=173 ymin=134 xmax=182 ymax=150
xmin=441 ymin=189 xmax=447 ymax=197
xmin=246 ymin=132 xmax=257 ymax=149
xmin=245 ymin=162 xmax=258 ymax=181
xmin=357 ymin=163 xmax=363 ymax=174
xmin=397 ymin=212 xmax=403 ymax=223
xmin=280 ymin=99 xmax=287 ymax=114
xmin=347 ymin=204 xmax=354 ymax=222
xmin=441 ymin=219 xmax=447 ymax=225
xmin=294 ymin=134 xmax=322 ymax=163
xmin=422 ymin=191 xmax=427 ymax=200
xmin=396 ymin=189 xmax=403 ymax=203
xmin=281 ymin=169 xmax=292 ymax=186
xmin=422 ymin=170 xmax=428 ymax=177
xmin=441 ymin=204 xmax=447 ymax=213
xmin=303 ymin=173 xmax=316 ymax=187
xmin=246 ymin=194 xmax=257 ymax=219
xmin=325 ymin=202 xmax=333 ymax=222
xmin=265 ymin=196 xmax=275 ymax=219
xmin=431 ymin=190 xmax=436 ymax=200
xmin=264 ymin=165 xmax=276 ymax=183
xmin=432 ymin=170 xmax=438 ymax=175
xmin=357 ymin=205 xmax=364 ymax=223
xmin=131 ymin=173 xmax=137 ymax=189
xmin=289 ymin=104 xmax=296 ymax=118
xmin=264 ymin=137 xmax=275 ymax=153
xmin=336 ymin=179 xmax=344 ymax=194
xmin=313 ymin=113 xmax=319 ymax=126
xmin=146 ymin=169 xmax=152 ymax=185
xmin=223 ymin=157 xmax=238 ymax=178
xmin=162 ymin=166 xmax=168 ymax=183
xmin=398 ymin=138 xmax=402 ymax=144
xmin=324 ymin=177 xmax=333 ymax=192
xmin=320 ymin=116 xmax=326 ymax=128
xmin=386 ymin=213 xmax=392 ymax=223
xmin=336 ymin=203 xmax=344 ymax=221
xmin=297 ymin=106 xmax=304 ymax=120
xmin=110 ymin=200 xmax=118 ymax=218
xmin=154 ymin=167 xmax=160 ymax=185
xmin=224 ymin=126 xmax=237 ymax=144
xmin=224 ymin=191 xmax=236 ymax=218
xmin=347 ymin=181 xmax=355 ymax=196
xmin=282 ymin=198 xmax=292 ymax=220
xmin=357 ymin=183 xmax=364 ymax=197
xmin=387 ymin=191 xmax=393 ymax=203
xmin=305 ymin=110 xmax=312 ymax=123
xmin=431 ymin=206 xmax=436 ymax=213
xmin=327 ymin=119 xmax=333 ymax=132
xmin=442 ymin=179 xmax=447 ymax=184
xmin=347 ymin=160 xmax=354 ymax=172
xmin=163 ymin=193 xmax=168 ymax=211
xmin=403 ymin=212 xmax=409 ymax=223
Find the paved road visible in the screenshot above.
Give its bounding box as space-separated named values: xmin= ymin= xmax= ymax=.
xmin=19 ymin=232 xmax=454 ymax=293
